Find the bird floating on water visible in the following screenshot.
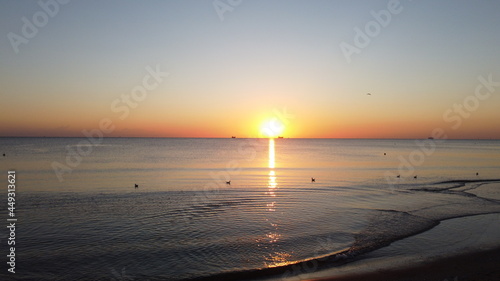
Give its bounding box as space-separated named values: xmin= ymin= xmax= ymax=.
xmin=311 ymin=177 xmax=315 ymax=182
xmin=226 ymin=181 xmax=231 ymax=185
xmin=134 ymin=184 xmax=138 ymax=188
xmin=414 ymin=175 xmax=417 ymax=179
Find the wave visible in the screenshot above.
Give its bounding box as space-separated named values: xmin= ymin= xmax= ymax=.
xmin=178 ymin=179 xmax=500 ymax=281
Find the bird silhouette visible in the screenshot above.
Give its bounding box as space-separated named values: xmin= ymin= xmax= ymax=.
xmin=134 ymin=184 xmax=138 ymax=188
xmin=311 ymin=177 xmax=315 ymax=182
xmin=226 ymin=181 xmax=231 ymax=185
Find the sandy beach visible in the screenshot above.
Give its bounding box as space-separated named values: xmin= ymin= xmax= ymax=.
xmin=308 ymin=247 xmax=500 ymax=281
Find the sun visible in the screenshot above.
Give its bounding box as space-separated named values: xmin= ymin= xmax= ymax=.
xmin=260 ymin=118 xmax=285 ymax=138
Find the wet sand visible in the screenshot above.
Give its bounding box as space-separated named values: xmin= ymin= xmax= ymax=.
xmin=307 ymin=247 xmax=500 ymax=281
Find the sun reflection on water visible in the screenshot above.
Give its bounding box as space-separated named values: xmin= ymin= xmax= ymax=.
xmin=268 ymin=138 xmax=275 ymax=169
xmin=265 ymin=252 xmax=293 ymax=268
xmin=267 ymin=170 xmax=277 ymax=197
xmin=261 ymin=138 xmax=292 ymax=267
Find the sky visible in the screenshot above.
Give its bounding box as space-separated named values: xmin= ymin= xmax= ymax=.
xmin=1 ymin=0 xmax=499 ymax=139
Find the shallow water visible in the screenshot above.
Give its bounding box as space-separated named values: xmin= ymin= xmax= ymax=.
xmin=0 ymin=138 xmax=499 ymax=280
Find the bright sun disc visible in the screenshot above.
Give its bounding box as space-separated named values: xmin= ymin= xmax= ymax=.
xmin=261 ymin=118 xmax=285 ymax=138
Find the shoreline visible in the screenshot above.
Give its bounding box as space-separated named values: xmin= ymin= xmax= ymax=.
xmin=259 ymin=211 xmax=500 ymax=281
xmin=295 ymin=211 xmax=500 ymax=281
xmin=307 ymin=247 xmax=500 ymax=281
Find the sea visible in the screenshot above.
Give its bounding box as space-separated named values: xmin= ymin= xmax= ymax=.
xmin=0 ymin=137 xmax=499 ymax=280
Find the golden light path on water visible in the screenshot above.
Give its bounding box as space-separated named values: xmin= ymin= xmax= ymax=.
xmin=264 ymin=138 xmax=292 ymax=267
xmin=268 ymin=138 xmax=275 ymax=169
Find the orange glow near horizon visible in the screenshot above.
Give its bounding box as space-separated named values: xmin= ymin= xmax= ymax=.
xmin=2 ymin=105 xmax=500 ymax=139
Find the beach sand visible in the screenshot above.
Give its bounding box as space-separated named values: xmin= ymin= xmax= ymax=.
xmin=307 ymin=247 xmax=500 ymax=281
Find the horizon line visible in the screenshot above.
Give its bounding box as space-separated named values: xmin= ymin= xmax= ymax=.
xmin=1 ymin=136 xmax=499 ymax=141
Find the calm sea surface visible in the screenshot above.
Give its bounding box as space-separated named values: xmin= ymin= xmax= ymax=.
xmin=0 ymin=138 xmax=499 ymax=280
